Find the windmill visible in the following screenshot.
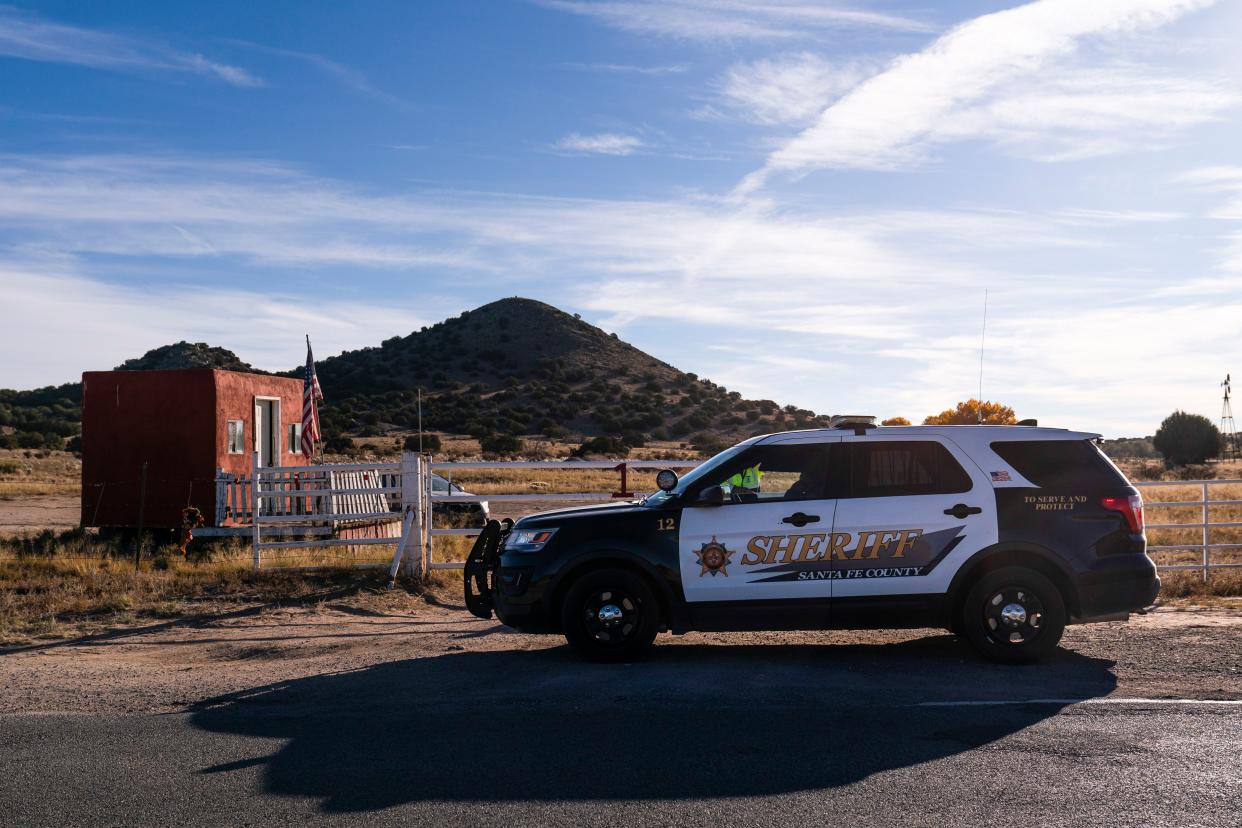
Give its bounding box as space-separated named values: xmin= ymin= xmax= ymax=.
xmin=1222 ymin=375 xmax=1239 ymax=460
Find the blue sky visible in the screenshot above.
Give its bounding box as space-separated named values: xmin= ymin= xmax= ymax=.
xmin=2 ymin=0 xmax=1242 ymax=436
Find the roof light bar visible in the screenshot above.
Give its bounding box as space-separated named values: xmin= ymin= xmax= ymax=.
xmin=827 ymin=415 xmax=877 ymax=429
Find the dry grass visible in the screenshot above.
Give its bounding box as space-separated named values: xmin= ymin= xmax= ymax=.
xmin=0 ymin=448 xmax=79 ymax=499
xmin=0 ymin=530 xmax=440 ymax=644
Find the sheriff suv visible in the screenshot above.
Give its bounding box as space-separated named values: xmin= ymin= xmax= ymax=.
xmin=464 ymin=417 xmax=1159 ymax=663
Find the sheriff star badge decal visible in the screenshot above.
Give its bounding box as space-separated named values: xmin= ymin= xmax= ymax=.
xmin=695 ymin=536 xmax=733 ymax=577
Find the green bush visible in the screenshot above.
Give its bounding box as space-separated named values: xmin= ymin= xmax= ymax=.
xmin=690 ymin=432 xmax=728 ymax=458
xmin=1153 ymin=411 xmax=1220 ymax=467
xmin=324 ymin=435 xmax=355 ymax=454
xmin=403 ymin=433 xmax=442 ymax=452
xmin=573 ymin=436 xmax=630 ymax=458
xmin=480 ymin=434 xmax=524 ymax=456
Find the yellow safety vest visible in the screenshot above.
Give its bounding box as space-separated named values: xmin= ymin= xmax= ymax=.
xmin=724 ymin=465 xmax=763 ymax=490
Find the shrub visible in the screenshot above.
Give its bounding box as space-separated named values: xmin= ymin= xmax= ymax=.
xmin=324 ymin=435 xmax=354 ymax=454
xmin=1153 ymin=411 xmax=1220 ymax=467
xmin=480 ymin=434 xmax=524 ymax=456
xmin=573 ymin=436 xmax=630 ymax=458
xmin=881 ymin=416 xmax=911 ymax=426
xmin=690 ymin=432 xmax=727 ymax=458
xmin=619 ymin=430 xmax=647 ymax=448
xmin=402 ymin=433 xmax=442 ymax=452
xmin=1172 ymin=463 xmax=1215 ymax=481
xmin=923 ymin=400 xmax=1016 ymax=425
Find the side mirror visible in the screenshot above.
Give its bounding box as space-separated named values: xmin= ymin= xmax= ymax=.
xmin=656 ymin=469 xmax=678 ymax=492
xmin=696 ymin=485 xmax=726 ymax=506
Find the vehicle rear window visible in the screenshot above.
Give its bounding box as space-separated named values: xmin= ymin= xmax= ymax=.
xmin=847 ymin=441 xmax=972 ymax=498
xmin=990 ymin=440 xmax=1129 ymax=489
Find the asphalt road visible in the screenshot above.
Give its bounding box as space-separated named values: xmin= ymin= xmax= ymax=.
xmin=3 ymin=637 xmax=1240 ymax=827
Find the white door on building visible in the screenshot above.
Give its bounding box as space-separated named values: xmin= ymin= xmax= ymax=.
xmin=254 ymin=398 xmax=280 ymax=467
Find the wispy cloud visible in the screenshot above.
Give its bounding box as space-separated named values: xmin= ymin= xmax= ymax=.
xmin=709 ymin=52 xmax=878 ymax=126
xmin=0 ymin=263 xmax=431 ymax=388
xmin=553 ymin=132 xmax=645 ymax=155
xmin=0 ymin=5 xmax=261 ymax=87
xmin=225 ymin=40 xmax=409 ymax=108
xmin=536 ymin=0 xmax=933 ymax=41
xmin=1177 ymin=165 xmax=1242 ymax=271
xmin=739 ymin=0 xmax=1221 ymax=192
xmin=560 ymin=61 xmax=689 ymax=75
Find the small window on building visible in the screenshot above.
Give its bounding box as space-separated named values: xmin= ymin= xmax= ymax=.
xmin=288 ymin=422 xmax=302 ymax=454
xmin=227 ymin=420 xmax=245 ymax=454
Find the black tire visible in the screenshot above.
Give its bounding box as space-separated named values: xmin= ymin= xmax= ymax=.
xmin=560 ymin=568 xmax=659 ymax=663
xmin=961 ymin=566 xmax=1066 ymax=664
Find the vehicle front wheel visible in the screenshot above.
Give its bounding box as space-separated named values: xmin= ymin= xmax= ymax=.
xmin=961 ymin=566 xmax=1066 ymax=664
xmin=561 ymin=568 xmax=659 ymax=663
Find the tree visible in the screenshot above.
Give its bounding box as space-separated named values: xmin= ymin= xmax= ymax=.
xmin=923 ymin=399 xmax=1017 ymax=425
xmin=881 ymin=416 xmax=911 ymax=426
xmin=1153 ymin=411 xmax=1220 ymax=467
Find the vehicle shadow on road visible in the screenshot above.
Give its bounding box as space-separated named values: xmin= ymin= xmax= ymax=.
xmin=189 ymin=638 xmax=1117 ymax=813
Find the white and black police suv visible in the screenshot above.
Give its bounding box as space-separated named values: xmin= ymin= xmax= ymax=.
xmin=464 ymin=416 xmax=1159 ymax=664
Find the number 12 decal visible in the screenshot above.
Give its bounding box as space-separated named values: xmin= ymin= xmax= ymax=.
xmin=657 ymin=517 xmax=676 ymax=531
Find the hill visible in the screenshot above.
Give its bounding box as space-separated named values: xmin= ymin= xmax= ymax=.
xmin=310 ymin=297 xmax=828 ymax=448
xmin=114 ymin=341 xmax=261 ymax=373
xmin=0 ymin=297 xmax=831 ymax=451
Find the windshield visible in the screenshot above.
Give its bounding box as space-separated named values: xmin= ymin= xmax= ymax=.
xmin=642 ymin=443 xmax=748 ymax=507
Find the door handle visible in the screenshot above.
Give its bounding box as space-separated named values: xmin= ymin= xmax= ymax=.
xmin=944 ymin=503 xmax=983 ymax=519
xmin=782 ymin=512 xmax=820 ymax=527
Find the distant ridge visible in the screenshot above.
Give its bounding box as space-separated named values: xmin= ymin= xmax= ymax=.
xmin=0 ymin=297 xmax=830 ymax=449
xmin=114 ymin=341 xmax=261 ymax=373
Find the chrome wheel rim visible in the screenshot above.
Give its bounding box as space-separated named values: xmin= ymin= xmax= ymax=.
xmin=582 ymin=588 xmax=640 ymax=645
xmin=983 ymin=586 xmax=1045 ymax=646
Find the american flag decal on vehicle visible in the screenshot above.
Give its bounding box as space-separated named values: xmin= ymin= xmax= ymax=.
xmin=991 ymin=470 xmax=1011 ymax=482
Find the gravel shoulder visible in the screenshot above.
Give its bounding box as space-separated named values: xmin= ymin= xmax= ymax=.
xmin=2 ymin=602 xmax=1239 ymax=715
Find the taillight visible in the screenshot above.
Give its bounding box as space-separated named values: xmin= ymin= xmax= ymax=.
xmin=1101 ymin=494 xmax=1144 ymax=534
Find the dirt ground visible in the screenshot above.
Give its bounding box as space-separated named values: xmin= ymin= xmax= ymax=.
xmin=0 ymin=493 xmax=78 ymax=536
xmin=2 ymin=599 xmax=1238 ymax=716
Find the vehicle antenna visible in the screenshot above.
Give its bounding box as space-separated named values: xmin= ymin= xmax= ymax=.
xmin=977 ymin=289 xmax=988 ymax=424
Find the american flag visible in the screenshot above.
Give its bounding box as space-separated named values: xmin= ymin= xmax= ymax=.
xmin=301 ymin=337 xmax=324 ymax=458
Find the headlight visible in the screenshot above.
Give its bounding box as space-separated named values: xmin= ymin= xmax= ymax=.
xmin=505 ymin=527 xmax=559 ymax=552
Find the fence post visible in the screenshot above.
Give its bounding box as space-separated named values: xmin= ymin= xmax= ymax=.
xmin=423 ymin=454 xmax=433 ymax=575
xmin=1201 ymin=481 xmax=1210 ymax=583
xmin=252 ymin=451 xmax=261 ymax=572
xmin=398 ymin=452 xmax=424 ymax=578
xmin=214 ymin=467 xmax=227 ymax=528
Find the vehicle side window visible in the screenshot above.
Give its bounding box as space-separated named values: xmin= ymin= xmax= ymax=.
xmin=990 ymin=439 xmax=1128 ymax=489
xmin=699 ymin=443 xmax=832 ymax=504
xmin=431 ymin=476 xmax=450 ymax=494
xmin=847 ymin=441 xmax=971 ymax=497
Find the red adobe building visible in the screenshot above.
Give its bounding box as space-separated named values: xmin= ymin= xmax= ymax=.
xmin=81 ymin=369 xmax=308 ymax=530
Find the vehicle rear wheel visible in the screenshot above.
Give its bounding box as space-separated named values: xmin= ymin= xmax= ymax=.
xmin=961 ymin=566 xmax=1066 ymax=664
xmin=561 ymin=568 xmax=659 ymax=663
